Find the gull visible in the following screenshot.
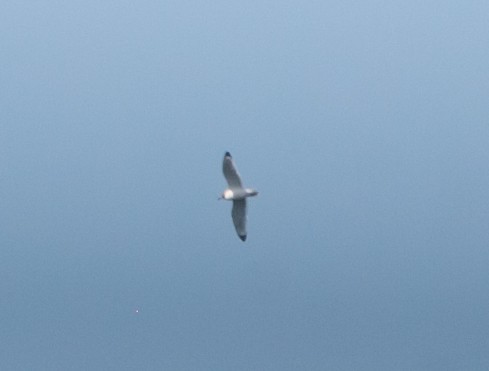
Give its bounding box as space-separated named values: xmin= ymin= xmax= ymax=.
xmin=219 ymin=152 xmax=258 ymax=241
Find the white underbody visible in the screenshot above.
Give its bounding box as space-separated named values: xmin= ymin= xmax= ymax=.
xmin=223 ymin=188 xmax=258 ymax=200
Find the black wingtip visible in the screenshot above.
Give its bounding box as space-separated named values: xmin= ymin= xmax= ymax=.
xmin=225 ymin=151 xmax=231 ymax=157
xmin=239 ymin=235 xmax=246 ymax=242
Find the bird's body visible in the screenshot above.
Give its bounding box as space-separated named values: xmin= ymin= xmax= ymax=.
xmin=222 ymin=188 xmax=258 ymax=200
xmin=220 ymin=152 xmax=258 ymax=241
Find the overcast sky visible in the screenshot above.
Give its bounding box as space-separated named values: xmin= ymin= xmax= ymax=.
xmin=1 ymin=1 xmax=489 ymax=370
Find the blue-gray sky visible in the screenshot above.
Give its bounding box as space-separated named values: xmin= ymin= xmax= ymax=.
xmin=1 ymin=1 xmax=489 ymax=370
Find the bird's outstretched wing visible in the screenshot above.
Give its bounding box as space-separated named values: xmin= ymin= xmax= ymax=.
xmin=223 ymin=152 xmax=243 ymax=189
xmin=232 ymin=199 xmax=247 ymax=241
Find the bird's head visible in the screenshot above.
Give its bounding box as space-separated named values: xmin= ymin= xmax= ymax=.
xmin=218 ymin=189 xmax=234 ymax=200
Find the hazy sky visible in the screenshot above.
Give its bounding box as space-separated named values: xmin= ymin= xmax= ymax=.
xmin=1 ymin=1 xmax=489 ymax=370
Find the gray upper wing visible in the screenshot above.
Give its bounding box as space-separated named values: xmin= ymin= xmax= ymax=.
xmin=223 ymin=152 xmax=243 ymax=188
xmin=232 ymin=199 xmax=247 ymax=241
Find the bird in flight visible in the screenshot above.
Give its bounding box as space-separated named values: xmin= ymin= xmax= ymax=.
xmin=219 ymin=152 xmax=258 ymax=241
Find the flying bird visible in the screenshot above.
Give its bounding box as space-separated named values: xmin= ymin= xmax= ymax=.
xmin=219 ymin=152 xmax=258 ymax=241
